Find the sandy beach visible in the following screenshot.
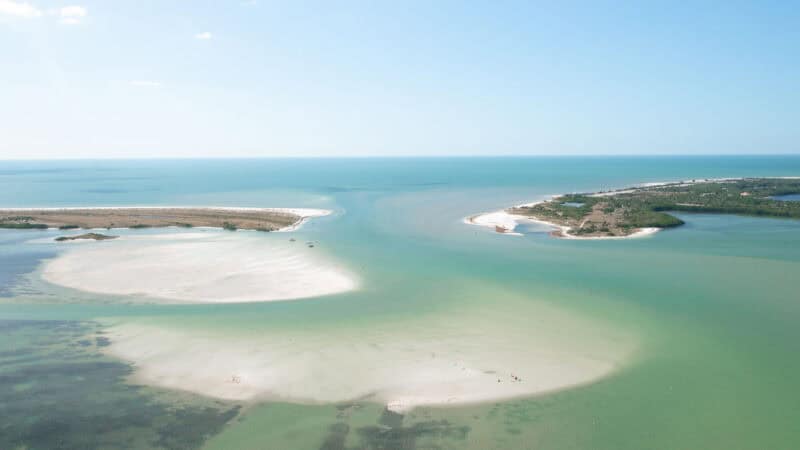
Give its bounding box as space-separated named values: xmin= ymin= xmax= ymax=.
xmin=42 ymin=231 xmax=357 ymax=303
xmin=463 ymin=210 xmax=526 ymax=236
xmin=465 ymin=202 xmax=661 ymax=240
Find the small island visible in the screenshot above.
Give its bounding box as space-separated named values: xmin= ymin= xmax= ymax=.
xmin=507 ymin=177 xmax=800 ymax=238
xmin=0 ymin=207 xmax=323 ymax=232
xmin=55 ymin=233 xmax=118 ymax=242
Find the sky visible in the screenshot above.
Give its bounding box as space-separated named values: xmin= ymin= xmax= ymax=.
xmin=1 ymin=0 xmax=798 ymax=159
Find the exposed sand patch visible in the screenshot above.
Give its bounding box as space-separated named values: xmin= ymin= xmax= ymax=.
xmin=41 ymin=232 xmax=357 ymax=303
xmin=463 ymin=210 xmax=528 ymax=236
xmin=465 ymin=201 xmax=660 ymax=240
xmin=100 ymin=295 xmax=636 ymax=412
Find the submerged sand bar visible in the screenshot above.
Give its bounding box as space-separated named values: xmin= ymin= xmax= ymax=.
xmin=101 ymin=291 xmax=635 ymax=412
xmin=0 ymin=206 xmax=330 ymax=232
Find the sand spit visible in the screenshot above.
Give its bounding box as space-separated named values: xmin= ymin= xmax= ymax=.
xmin=465 ymin=202 xmax=659 ymax=240
xmin=463 ymin=210 xmax=525 ymax=236
xmin=0 ymin=206 xmax=330 ymax=232
xmin=464 ymin=177 xmax=777 ymax=238
xmin=42 ymin=232 xmax=357 ymax=303
xmin=100 ymin=297 xmax=636 ymax=412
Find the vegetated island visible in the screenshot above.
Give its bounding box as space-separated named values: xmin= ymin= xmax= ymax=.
xmin=0 ymin=207 xmax=326 ymax=232
xmin=55 ymin=233 xmax=118 ymax=242
xmin=508 ymin=177 xmax=800 ymax=238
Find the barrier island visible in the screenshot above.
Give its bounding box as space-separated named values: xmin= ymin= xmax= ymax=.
xmin=509 ymin=178 xmax=800 ymax=238
xmin=0 ymin=207 xmax=328 ymax=232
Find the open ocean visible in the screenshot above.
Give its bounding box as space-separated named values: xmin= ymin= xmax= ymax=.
xmin=2 ymin=156 xmax=800 ymax=449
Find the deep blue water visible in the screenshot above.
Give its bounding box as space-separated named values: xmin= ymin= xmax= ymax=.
xmin=3 ymin=156 xmax=800 ymax=207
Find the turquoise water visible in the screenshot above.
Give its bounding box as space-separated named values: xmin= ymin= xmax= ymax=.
xmin=2 ymin=156 xmax=800 ymax=449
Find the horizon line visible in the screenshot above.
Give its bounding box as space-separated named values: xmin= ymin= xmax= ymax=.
xmin=2 ymin=153 xmax=800 ymax=162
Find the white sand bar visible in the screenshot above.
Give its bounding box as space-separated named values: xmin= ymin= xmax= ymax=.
xmin=42 ymin=232 xmax=357 ymax=303
xmin=100 ymin=294 xmax=635 ymax=412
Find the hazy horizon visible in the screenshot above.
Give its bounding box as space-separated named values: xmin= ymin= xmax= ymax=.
xmin=4 ymin=153 xmax=800 ymax=161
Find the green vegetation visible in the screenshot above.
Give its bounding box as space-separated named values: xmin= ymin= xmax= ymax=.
xmin=0 ymin=208 xmax=302 ymax=232
xmin=512 ymin=178 xmax=800 ymax=237
xmin=55 ymin=233 xmax=118 ymax=242
xmin=5 ymin=215 xmax=35 ymax=221
xmin=0 ymin=222 xmax=48 ymax=229
xmin=0 ymin=215 xmax=48 ymax=229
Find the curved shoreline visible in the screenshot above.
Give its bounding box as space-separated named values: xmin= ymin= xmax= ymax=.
xmin=97 ymin=296 xmax=637 ymax=413
xmin=464 ymin=200 xmax=660 ymax=240
xmin=463 ymin=176 xmax=800 ymax=239
xmin=41 ymin=230 xmax=357 ymax=304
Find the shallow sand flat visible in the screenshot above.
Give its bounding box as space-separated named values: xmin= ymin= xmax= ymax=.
xmin=100 ymin=294 xmax=636 ymax=412
xmin=41 ymin=232 xmax=357 ymax=303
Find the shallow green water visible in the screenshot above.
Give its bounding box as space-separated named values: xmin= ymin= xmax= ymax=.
xmin=2 ymin=157 xmax=800 ymax=449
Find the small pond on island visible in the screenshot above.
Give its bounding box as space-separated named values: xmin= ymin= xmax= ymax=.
xmin=773 ymin=194 xmax=800 ymax=201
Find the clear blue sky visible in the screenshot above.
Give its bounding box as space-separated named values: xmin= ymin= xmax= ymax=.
xmin=1 ymin=0 xmax=798 ymax=158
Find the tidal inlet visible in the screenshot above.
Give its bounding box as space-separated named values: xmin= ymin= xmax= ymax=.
xmin=2 ymin=3 xmax=799 ymax=448
xmin=4 ymin=159 xmax=800 ymax=450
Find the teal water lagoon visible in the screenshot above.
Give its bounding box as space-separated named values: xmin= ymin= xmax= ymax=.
xmin=2 ymin=157 xmax=800 ymax=449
